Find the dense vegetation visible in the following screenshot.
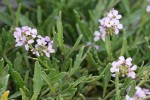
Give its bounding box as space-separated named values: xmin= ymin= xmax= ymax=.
xmin=1 ymin=0 xmax=150 ymax=99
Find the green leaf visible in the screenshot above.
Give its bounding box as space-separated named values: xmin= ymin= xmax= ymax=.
xmin=41 ymin=71 xmax=51 ymax=87
xmin=121 ymin=0 xmax=130 ymax=13
xmin=20 ymin=88 xmax=29 ymax=100
xmin=2 ymin=28 xmax=7 ymax=48
xmin=49 ymin=72 xmax=66 ymax=84
xmin=129 ymin=80 xmax=136 ymax=97
xmin=69 ymin=46 xmax=84 ymax=77
xmin=73 ymin=76 xmax=86 ymax=87
xmin=0 ymin=74 xmax=9 ymax=96
xmin=31 ymin=61 xmax=42 ymax=100
xmin=9 ymin=91 xmax=21 ymax=99
xmin=122 ymin=78 xmax=132 ymax=88
xmin=103 ymin=63 xmax=111 ymax=97
xmin=74 ymin=9 xmax=80 ymax=23
xmin=14 ymin=52 xmax=22 ymax=72
xmin=0 ymin=37 xmax=2 ymax=55
xmin=120 ymin=78 xmax=132 ymax=95
xmin=10 ymin=65 xmax=25 ymax=88
xmin=74 ymin=10 xmax=88 ymax=41
xmin=57 ymin=11 xmax=65 ymax=53
xmin=105 ymin=36 xmax=112 ymax=58
xmin=37 ymin=5 xmax=42 ymax=25
xmin=62 ymin=58 xmax=72 ymax=72
xmin=86 ymin=52 xmax=97 ymax=66
xmin=0 ymin=58 xmax=4 ymax=72
xmin=120 ymin=38 xmax=127 ymax=56
xmin=19 ymin=14 xmax=34 ymax=26
xmin=85 ymin=64 xmax=111 ymax=83
xmin=15 ymin=3 xmax=21 ymax=26
xmin=0 ymin=12 xmax=11 ymax=26
xmin=66 ymin=34 xmax=83 ymax=59
xmin=61 ymin=84 xmax=77 ymax=97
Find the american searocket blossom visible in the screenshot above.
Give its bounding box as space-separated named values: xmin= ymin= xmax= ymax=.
xmin=14 ymin=26 xmax=55 ymax=58
xmin=94 ymin=8 xmax=123 ymax=42
xmin=146 ymin=5 xmax=150 ymax=13
xmin=14 ymin=26 xmax=37 ymax=51
xmin=110 ymin=56 xmax=137 ymax=79
xmin=94 ymin=31 xmax=106 ymax=42
xmin=33 ymin=35 xmax=55 ymax=57
xmin=126 ymin=86 xmax=150 ymax=100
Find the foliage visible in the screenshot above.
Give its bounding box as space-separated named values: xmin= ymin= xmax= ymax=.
xmin=0 ymin=0 xmax=150 ymax=99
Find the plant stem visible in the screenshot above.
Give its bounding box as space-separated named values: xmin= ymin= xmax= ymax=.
xmin=33 ymin=57 xmax=51 ymax=70
xmin=115 ymin=72 xmax=120 ymax=100
xmin=138 ymin=80 xmax=150 ymax=86
xmin=103 ymin=89 xmax=115 ymax=100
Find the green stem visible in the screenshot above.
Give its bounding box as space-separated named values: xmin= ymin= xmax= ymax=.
xmin=103 ymin=89 xmax=115 ymax=100
xmin=33 ymin=57 xmax=51 ymax=70
xmin=115 ymin=72 xmax=120 ymax=100
xmin=137 ymin=80 xmax=146 ymax=86
xmin=138 ymin=80 xmax=150 ymax=86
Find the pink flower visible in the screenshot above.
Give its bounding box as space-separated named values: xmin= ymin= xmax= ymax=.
xmin=108 ymin=8 xmax=122 ymax=20
xmin=146 ymin=5 xmax=150 ymax=13
xmin=127 ymin=65 xmax=137 ymax=79
xmin=42 ymin=45 xmax=55 ymax=57
xmin=110 ymin=56 xmax=136 ymax=79
xmin=118 ymin=56 xmax=132 ymax=67
xmin=14 ymin=26 xmax=55 ymax=57
xmin=14 ymin=26 xmax=38 ymax=51
xmin=126 ymin=86 xmax=150 ymax=100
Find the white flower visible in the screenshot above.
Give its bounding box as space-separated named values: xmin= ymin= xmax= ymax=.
xmin=126 ymin=86 xmax=150 ymax=100
xmin=94 ymin=30 xmax=106 ymax=42
xmin=99 ymin=18 xmax=107 ymax=26
xmin=14 ymin=26 xmax=38 ymax=51
xmin=96 ymin=8 xmax=123 ymax=37
xmin=143 ymin=89 xmax=150 ymax=95
xmin=31 ymin=44 xmax=40 ymax=56
xmin=125 ymin=95 xmax=133 ymax=100
xmin=42 ymin=45 xmax=55 ymax=57
xmin=113 ymin=20 xmax=123 ymax=34
xmin=118 ymin=56 xmax=132 ymax=66
xmin=110 ymin=61 xmax=120 ymax=73
xmin=14 ymin=26 xmax=55 ymax=57
xmin=126 ymin=57 xmax=132 ymax=66
xmin=108 ymin=9 xmax=122 ymax=20
xmin=24 ymin=44 xmax=29 ymax=51
xmin=135 ymin=87 xmax=146 ymax=98
xmin=94 ymin=31 xmax=101 ymax=41
xmin=104 ymin=17 xmax=113 ymax=27
xmin=146 ymin=5 xmax=150 ymax=13
xmin=31 ymin=29 xmax=37 ymax=38
xmin=37 ymin=37 xmax=47 ymax=46
xmin=45 ymin=36 xmax=50 ymax=42
xmin=110 ymin=56 xmax=136 ymax=78
xmin=127 ymin=65 xmax=137 ymax=79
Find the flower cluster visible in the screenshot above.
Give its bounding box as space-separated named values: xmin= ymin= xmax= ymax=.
xmin=146 ymin=5 xmax=150 ymax=13
xmin=31 ymin=35 xmax=55 ymax=57
xmin=94 ymin=8 xmax=123 ymax=42
xmin=14 ymin=26 xmax=37 ymax=51
xmin=126 ymin=86 xmax=150 ymax=100
xmin=110 ymin=56 xmax=137 ymax=79
xmin=14 ymin=26 xmax=55 ymax=57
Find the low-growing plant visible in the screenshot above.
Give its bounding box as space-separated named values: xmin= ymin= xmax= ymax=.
xmin=1 ymin=0 xmax=150 ymax=100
